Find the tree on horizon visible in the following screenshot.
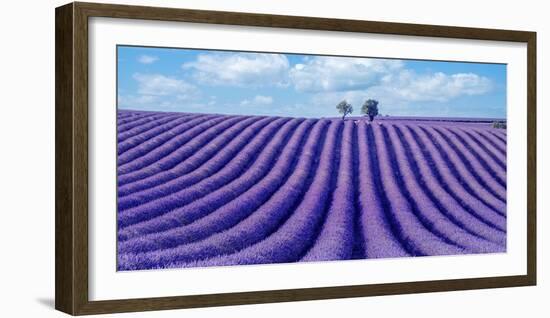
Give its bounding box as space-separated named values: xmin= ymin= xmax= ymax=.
xmin=361 ymin=99 xmax=379 ymax=121
xmin=336 ymin=100 xmax=353 ymax=121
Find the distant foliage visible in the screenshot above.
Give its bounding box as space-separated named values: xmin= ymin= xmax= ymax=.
xmin=336 ymin=100 xmax=353 ymax=120
xmin=492 ymin=121 xmax=507 ymax=129
xmin=361 ymin=99 xmax=379 ymax=121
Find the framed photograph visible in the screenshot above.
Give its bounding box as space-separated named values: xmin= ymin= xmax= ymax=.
xmin=55 ymin=2 xmax=536 ymax=315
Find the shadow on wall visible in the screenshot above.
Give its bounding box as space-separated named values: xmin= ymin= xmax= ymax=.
xmin=36 ymin=298 xmax=55 ymax=309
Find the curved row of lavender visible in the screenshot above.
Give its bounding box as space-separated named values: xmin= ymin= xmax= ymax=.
xmin=117 ymin=109 xmax=506 ymax=271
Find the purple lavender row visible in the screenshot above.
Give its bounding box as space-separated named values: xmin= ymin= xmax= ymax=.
xmin=117 ymin=113 xmax=182 ymax=140
xmin=117 ymin=109 xmax=154 ymax=116
xmin=433 ymin=126 xmax=506 ymax=199
xmin=493 ymin=127 xmax=507 ymax=135
xmin=371 ymin=124 xmax=464 ymax=256
xmin=117 ymin=119 xmax=324 ymax=270
xmin=117 ymin=116 xmax=253 ymax=187
xmin=118 ymin=119 xmax=322 ymax=257
xmin=117 ymin=115 xmax=228 ymax=176
xmin=118 ymin=118 xmax=305 ymax=236
xmin=117 ymin=118 xmax=303 ymax=230
xmin=177 ymin=121 xmax=504 ymax=267
xmin=469 ymin=128 xmax=506 ymax=157
xmin=118 ymin=117 xmax=299 ymax=230
xmin=405 ymin=125 xmax=506 ymax=227
xmin=391 ymin=124 xmax=505 ymax=248
xmin=117 ymin=112 xmax=170 ymax=133
xmin=118 ymin=110 xmax=180 ymax=119
xmin=160 ymin=120 xmax=342 ymax=269
xmin=117 ymin=117 xmax=291 ymax=240
xmin=443 ymin=127 xmax=506 ymax=181
xmin=117 ymin=117 xmax=268 ymax=208
xmin=117 ymin=111 xmax=137 ymax=120
xmin=355 ymin=121 xmax=410 ymax=258
xmin=117 ymin=111 xmax=157 ymax=125
xmin=456 ymin=128 xmax=507 ymax=171
xmin=417 ymin=125 xmax=506 ymax=214
xmin=117 ymin=116 xmax=281 ymax=198
xmin=118 ymin=114 xmax=193 ymax=148
xmin=489 ymin=130 xmax=507 ymax=143
xmin=117 ymin=115 xmax=218 ymax=169
xmin=383 ymin=124 xmax=499 ymax=253
xmin=115 ymin=114 xmax=508 ymax=270
xmin=301 ymin=120 xmax=356 ymax=261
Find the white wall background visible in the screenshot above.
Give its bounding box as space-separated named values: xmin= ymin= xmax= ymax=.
xmin=0 ymin=0 xmax=547 ymax=316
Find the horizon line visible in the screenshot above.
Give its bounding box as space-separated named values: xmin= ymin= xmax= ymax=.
xmin=117 ymin=108 xmax=507 ymax=122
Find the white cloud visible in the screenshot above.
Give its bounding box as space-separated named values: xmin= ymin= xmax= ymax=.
xmin=133 ymin=73 xmax=198 ymax=98
xmin=304 ymin=70 xmax=493 ymax=117
xmin=137 ymin=55 xmax=158 ymax=64
xmin=253 ymin=95 xmax=273 ymax=105
xmin=289 ymin=57 xmax=403 ymax=92
xmin=118 ymin=73 xmax=200 ymax=110
xmin=122 ymin=53 xmax=494 ymax=117
xmin=375 ymin=71 xmax=493 ymax=102
xmin=118 ymin=94 xmax=158 ymax=107
xmin=240 ymin=95 xmax=274 ymax=106
xmin=183 ymin=53 xmax=289 ymax=87
xmin=288 ymin=56 xmax=492 ymax=107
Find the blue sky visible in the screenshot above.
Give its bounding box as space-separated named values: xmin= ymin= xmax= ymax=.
xmin=117 ymin=45 xmax=506 ymax=119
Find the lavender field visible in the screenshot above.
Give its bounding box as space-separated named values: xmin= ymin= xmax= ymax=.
xmin=116 ymin=110 xmax=507 ymax=271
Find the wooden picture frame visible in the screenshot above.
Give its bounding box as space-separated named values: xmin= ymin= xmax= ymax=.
xmin=55 ymin=2 xmax=536 ymax=315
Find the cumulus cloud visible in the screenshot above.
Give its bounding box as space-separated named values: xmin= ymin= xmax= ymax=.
xmin=375 ymin=70 xmax=493 ymax=102
xmin=253 ymin=95 xmax=274 ymax=104
xmin=133 ymin=73 xmax=198 ymax=98
xmin=289 ymin=57 xmax=403 ymax=92
xmin=288 ymin=56 xmax=492 ymax=107
xmin=181 ymin=52 xmax=491 ymax=106
xmin=183 ymin=53 xmax=289 ymax=87
xmin=124 ymin=53 xmax=494 ymax=116
xmin=240 ymin=95 xmax=274 ymax=106
xmin=137 ymin=55 xmax=158 ymax=64
xmin=118 ymin=73 xmax=200 ymax=110
xmin=118 ymin=94 xmax=158 ymax=107
xmin=309 ymin=69 xmax=492 ymax=108
xmin=305 ymin=70 xmax=493 ymax=117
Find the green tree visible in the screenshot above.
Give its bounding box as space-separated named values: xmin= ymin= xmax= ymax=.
xmin=361 ymin=99 xmax=379 ymax=121
xmin=336 ymin=100 xmax=353 ymax=121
